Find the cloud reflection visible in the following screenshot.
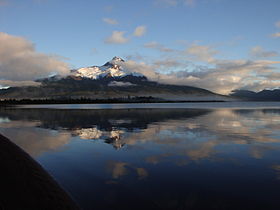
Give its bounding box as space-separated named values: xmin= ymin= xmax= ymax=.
xmin=0 ymin=119 xmax=71 ymax=156
xmin=1 ymin=108 xmax=280 ymax=163
xmin=106 ymin=161 xmax=148 ymax=180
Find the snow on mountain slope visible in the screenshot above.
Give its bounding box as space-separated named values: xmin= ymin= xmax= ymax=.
xmin=71 ymin=56 xmax=144 ymax=79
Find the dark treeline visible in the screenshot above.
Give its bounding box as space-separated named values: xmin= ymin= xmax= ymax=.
xmin=0 ymin=96 xmax=156 ymax=105
xmin=0 ymin=96 xmax=225 ymax=105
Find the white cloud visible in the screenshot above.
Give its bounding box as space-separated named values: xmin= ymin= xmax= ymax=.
xmin=0 ymin=80 xmax=40 ymax=88
xmin=0 ymin=32 xmax=69 ymax=84
xmin=185 ymin=44 xmax=218 ymax=63
xmin=102 ymin=18 xmax=118 ymax=25
xmin=124 ymin=42 xmax=280 ymax=94
xmin=133 ymin=26 xmax=147 ymax=37
xmin=144 ymin=41 xmax=174 ymax=52
xmin=120 ymin=60 xmax=159 ymax=81
xmin=153 ymin=59 xmax=183 ymax=69
xmin=271 ymin=32 xmax=280 ymax=38
xmin=105 ymin=31 xmax=129 ymax=44
xmin=250 ymin=46 xmax=278 ymax=58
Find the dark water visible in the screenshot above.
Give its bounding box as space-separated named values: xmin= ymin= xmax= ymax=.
xmin=1 ymin=104 xmax=280 ymax=209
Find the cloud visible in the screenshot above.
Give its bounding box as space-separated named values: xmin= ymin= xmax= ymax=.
xmin=108 ymin=81 xmax=136 ymax=87
xmin=0 ymin=32 xmax=69 ymax=85
xmin=102 ymin=18 xmax=118 ymax=25
xmin=250 ymin=46 xmax=278 ymax=58
xmin=123 ymin=44 xmax=280 ymax=94
xmin=185 ymin=44 xmax=218 ymax=63
xmin=153 ymin=59 xmax=184 ymax=69
xmin=133 ymin=25 xmax=147 ymax=37
xmin=0 ymin=80 xmax=40 ymax=88
xmin=271 ymin=32 xmax=280 ymax=38
xmin=275 ymin=21 xmax=280 ymax=28
xmin=144 ymin=41 xmax=174 ymax=52
xmin=188 ymin=59 xmax=280 ymax=94
xmin=105 ymin=31 xmax=129 ymax=44
xmin=120 ymin=60 xmax=159 ymax=80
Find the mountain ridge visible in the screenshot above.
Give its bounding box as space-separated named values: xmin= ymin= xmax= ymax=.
xmin=0 ymin=57 xmax=230 ymax=101
xmin=230 ymin=89 xmax=280 ymax=101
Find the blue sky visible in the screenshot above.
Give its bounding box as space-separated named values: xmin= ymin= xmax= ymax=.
xmin=0 ymin=0 xmax=280 ymax=93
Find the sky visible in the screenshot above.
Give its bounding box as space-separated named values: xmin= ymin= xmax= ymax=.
xmin=0 ymin=0 xmax=280 ymax=94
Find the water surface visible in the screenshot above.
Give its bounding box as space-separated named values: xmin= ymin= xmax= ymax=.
xmin=1 ymin=103 xmax=280 ymax=209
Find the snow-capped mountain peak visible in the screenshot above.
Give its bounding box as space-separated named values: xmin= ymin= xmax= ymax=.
xmin=71 ymin=57 xmax=143 ymax=79
xmin=111 ymin=56 xmax=125 ymax=63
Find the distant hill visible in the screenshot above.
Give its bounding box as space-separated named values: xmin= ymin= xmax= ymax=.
xmin=230 ymin=89 xmax=280 ymax=101
xmin=0 ymin=57 xmax=230 ymax=102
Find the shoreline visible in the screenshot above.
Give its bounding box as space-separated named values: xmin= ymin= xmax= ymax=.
xmin=6 ymin=101 xmax=280 ymax=110
xmin=0 ymin=99 xmax=227 ymax=106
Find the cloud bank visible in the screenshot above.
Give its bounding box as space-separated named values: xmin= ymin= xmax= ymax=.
xmin=0 ymin=32 xmax=69 ymax=87
xmin=123 ymin=43 xmax=280 ymax=94
xmin=250 ymin=46 xmax=278 ymax=58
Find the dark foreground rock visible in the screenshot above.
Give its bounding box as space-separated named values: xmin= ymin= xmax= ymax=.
xmin=0 ymin=134 xmax=80 ymax=210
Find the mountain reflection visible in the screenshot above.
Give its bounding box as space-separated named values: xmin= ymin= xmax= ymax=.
xmin=2 ymin=107 xmax=280 ymax=209
xmin=0 ymin=108 xmax=280 ymax=160
xmin=0 ymin=108 xmax=209 ymax=153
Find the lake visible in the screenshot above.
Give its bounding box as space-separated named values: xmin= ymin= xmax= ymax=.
xmin=1 ymin=102 xmax=280 ymax=210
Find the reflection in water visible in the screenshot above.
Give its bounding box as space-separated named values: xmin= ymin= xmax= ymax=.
xmin=0 ymin=119 xmax=71 ymax=156
xmin=272 ymin=165 xmax=280 ymax=180
xmin=106 ymin=161 xmax=149 ymax=180
xmin=1 ymin=107 xmax=280 ymax=209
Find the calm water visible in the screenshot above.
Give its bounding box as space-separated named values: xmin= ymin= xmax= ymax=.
xmin=1 ymin=103 xmax=280 ymax=209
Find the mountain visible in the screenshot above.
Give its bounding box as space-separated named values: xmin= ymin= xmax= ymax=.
xmin=70 ymin=56 xmax=144 ymax=79
xmin=230 ymin=89 xmax=280 ymax=101
xmin=0 ymin=57 xmax=230 ymax=101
